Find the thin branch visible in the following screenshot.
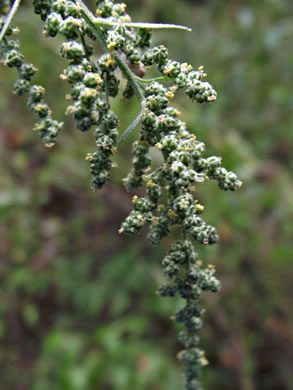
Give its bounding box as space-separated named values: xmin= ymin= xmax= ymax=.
xmin=75 ymin=0 xmax=146 ymax=143
xmin=135 ymin=75 xmax=170 ymax=84
xmin=0 ymin=0 xmax=22 ymax=44
xmin=118 ymin=103 xmax=145 ymax=146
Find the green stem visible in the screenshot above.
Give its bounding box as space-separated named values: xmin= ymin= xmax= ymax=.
xmin=118 ymin=103 xmax=146 ymax=146
xmin=135 ymin=75 xmax=170 ymax=84
xmin=75 ymin=0 xmax=144 ymax=100
xmin=0 ymin=0 xmax=22 ymax=43
xmin=75 ymin=0 xmax=146 ymax=143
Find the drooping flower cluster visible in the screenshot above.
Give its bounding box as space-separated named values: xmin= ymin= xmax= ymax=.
xmin=119 ymin=78 xmax=241 ymax=389
xmin=0 ymin=1 xmax=242 ymax=389
xmin=0 ymin=14 xmax=63 ymax=146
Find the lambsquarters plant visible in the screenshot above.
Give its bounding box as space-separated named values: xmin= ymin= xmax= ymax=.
xmin=0 ymin=0 xmax=242 ymax=388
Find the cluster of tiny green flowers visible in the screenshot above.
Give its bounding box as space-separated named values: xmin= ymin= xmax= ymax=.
xmin=159 ymin=240 xmax=220 ymax=390
xmin=1 ymin=1 xmax=242 ymax=388
xmin=119 ymin=77 xmax=241 ymax=390
xmin=0 ymin=14 xmax=63 ymax=146
xmin=32 ymin=0 xmax=139 ymax=188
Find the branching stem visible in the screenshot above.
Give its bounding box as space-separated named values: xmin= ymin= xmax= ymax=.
xmin=74 ymin=0 xmax=190 ymax=144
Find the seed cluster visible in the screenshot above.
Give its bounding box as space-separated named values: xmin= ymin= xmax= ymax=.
xmin=0 ymin=1 xmax=242 ymax=389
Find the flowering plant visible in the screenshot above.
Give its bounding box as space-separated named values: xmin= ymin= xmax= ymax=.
xmin=0 ymin=1 xmax=242 ymax=388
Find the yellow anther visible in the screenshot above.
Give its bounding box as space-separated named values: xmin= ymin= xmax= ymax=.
xmin=200 ymin=356 xmax=209 ymax=366
xmin=120 ymin=3 xmax=127 ymax=12
xmin=146 ymin=180 xmax=156 ymax=188
xmin=118 ymin=15 xmax=131 ymax=23
xmin=155 ymin=143 xmax=163 ymax=150
xmin=34 ymin=103 xmax=44 ymax=111
xmin=196 ymin=204 xmax=204 ymax=212
xmin=76 ymin=5 xmax=82 ymax=15
xmin=106 ymin=57 xmax=116 ymax=67
xmin=85 ymin=153 xmax=94 ymax=161
xmin=60 ymin=73 xmax=67 ymax=81
xmin=65 ymin=105 xmax=74 ymax=115
xmin=163 ymin=65 xmax=173 ymax=75
xmin=207 ymin=95 xmax=217 ymax=102
xmin=107 ymin=42 xmax=116 ymax=53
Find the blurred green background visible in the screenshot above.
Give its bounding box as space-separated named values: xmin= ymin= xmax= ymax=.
xmin=1 ymin=0 xmax=293 ymax=389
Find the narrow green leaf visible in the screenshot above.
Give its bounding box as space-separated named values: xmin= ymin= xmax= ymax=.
xmin=95 ymin=18 xmax=192 ymax=32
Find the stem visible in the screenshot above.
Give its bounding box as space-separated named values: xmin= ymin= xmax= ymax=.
xmin=118 ymin=103 xmax=146 ymax=146
xmin=135 ymin=75 xmax=170 ymax=84
xmin=0 ymin=0 xmax=22 ymax=43
xmin=75 ymin=0 xmax=144 ymax=100
xmin=75 ymin=0 xmax=146 ymax=143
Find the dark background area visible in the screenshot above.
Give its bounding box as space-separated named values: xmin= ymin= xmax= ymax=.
xmin=0 ymin=0 xmax=293 ymax=389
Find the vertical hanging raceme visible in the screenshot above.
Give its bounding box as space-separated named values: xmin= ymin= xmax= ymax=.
xmin=0 ymin=0 xmax=242 ymax=389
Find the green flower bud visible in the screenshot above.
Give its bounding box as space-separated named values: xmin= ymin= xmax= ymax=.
xmin=60 ymin=41 xmax=85 ymax=60
xmin=13 ymin=78 xmax=30 ymax=96
xmin=60 ymin=16 xmax=82 ymax=39
xmin=33 ymin=0 xmax=51 ymax=20
xmin=44 ymin=12 xmax=62 ymax=36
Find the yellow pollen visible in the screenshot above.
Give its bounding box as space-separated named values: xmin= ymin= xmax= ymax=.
xmin=60 ymin=73 xmax=67 ymax=81
xmin=207 ymin=95 xmax=217 ymax=102
xmin=108 ymin=42 xmax=116 ymax=53
xmin=65 ymin=105 xmax=74 ymax=115
xmin=163 ymin=65 xmax=173 ymax=75
xmin=118 ymin=15 xmax=131 ymax=22
xmin=85 ymin=153 xmax=93 ymax=161
xmin=196 ymin=204 xmax=204 ymax=212
xmin=106 ymin=57 xmax=116 ymax=67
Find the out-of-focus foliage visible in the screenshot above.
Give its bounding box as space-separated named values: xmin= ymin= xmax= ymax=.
xmin=0 ymin=1 xmax=293 ymax=389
